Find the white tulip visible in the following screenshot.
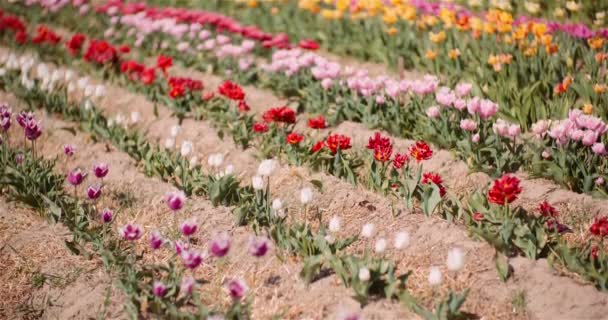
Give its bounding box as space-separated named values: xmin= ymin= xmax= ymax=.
xmin=251 ymin=175 xmax=265 ymax=190
xmin=446 ymin=247 xmax=466 ymax=272
xmin=358 ymin=267 xmax=370 ymax=282
xmin=95 ymin=85 xmax=106 ymax=98
xmin=299 ymin=187 xmax=313 ymax=205
xmin=189 ymin=156 xmax=199 ymax=169
xmin=328 ymin=216 xmax=341 ymax=233
xmin=64 ymin=70 xmax=74 ymax=82
xmin=223 ymin=164 xmax=235 ymax=176
xmin=77 ymin=76 xmax=89 ymax=89
xmin=374 ymin=238 xmax=387 ymax=254
xmin=84 ymin=84 xmax=95 ymax=97
xmin=272 ymin=198 xmax=283 ymax=211
xmin=130 ymin=111 xmax=141 ymax=124
xmin=164 ymin=137 xmax=175 ymax=149
xmin=180 ymin=141 xmax=193 ymax=157
xmin=170 ymin=125 xmax=181 ymax=137
xmin=257 ymin=159 xmax=277 ymax=177
xmin=207 ymin=153 xmax=224 ymax=168
xmin=361 ymin=223 xmax=375 ymax=238
xmin=394 ymin=231 xmax=410 ymax=250
xmin=428 ymin=266 xmax=442 ymax=286
xmin=324 ymin=234 xmax=335 ymax=244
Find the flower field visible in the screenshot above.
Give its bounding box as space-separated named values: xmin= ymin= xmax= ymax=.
xmin=1 ymin=1 xmax=608 ymax=319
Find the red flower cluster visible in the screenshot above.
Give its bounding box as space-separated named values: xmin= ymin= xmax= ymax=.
xmin=325 ymin=134 xmax=351 ymax=154
xmin=368 ymin=132 xmax=393 ymax=163
xmin=311 ymin=140 xmax=325 ymax=153
xmin=538 ymin=201 xmax=559 ymax=218
xmin=422 ymin=172 xmax=447 ymax=197
xmin=286 ymin=132 xmax=304 ymax=145
xmin=218 ymin=80 xmax=245 ymax=101
xmin=253 ymin=122 xmax=269 ymax=133
xmin=299 ymin=39 xmax=320 ymax=51
xmin=31 ymin=25 xmax=61 ymax=45
xmin=238 ymin=100 xmax=250 ymax=112
xmin=84 ymin=39 xmax=118 ymax=65
xmin=262 ymin=106 xmax=296 ymax=124
xmin=120 ymin=60 xmax=145 ymax=79
xmin=487 ymin=175 xmax=522 ymax=205
xmin=168 ymin=77 xmax=203 ymax=99
xmin=66 ymin=33 xmax=86 ymax=55
xmin=590 ymin=217 xmax=608 ymax=237
xmin=393 ymin=153 xmax=409 ymax=169
xmin=409 ymin=141 xmax=433 ymax=162
xmin=156 ymin=55 xmax=172 ymax=74
xmin=0 ymin=13 xmax=27 ymax=44
xmin=307 ymin=115 xmax=326 ymax=129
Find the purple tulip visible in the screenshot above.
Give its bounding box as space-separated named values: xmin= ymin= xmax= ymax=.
xmin=119 ymin=223 xmax=143 ymax=241
xmin=165 ymin=191 xmax=186 ymax=212
xmin=0 ymin=104 xmax=11 ymax=132
xmin=209 ymin=233 xmax=231 ymax=258
xmin=86 ymin=184 xmax=102 ymax=200
xmin=67 ymin=168 xmax=87 ymax=186
xmin=101 ymin=208 xmax=113 ymax=223
xmin=63 ymin=144 xmax=76 ymax=157
xmin=152 ymin=281 xmax=167 ymax=298
xmin=174 ymin=240 xmax=188 ymax=254
xmin=181 ymin=249 xmax=203 ymax=269
xmin=249 ymin=236 xmax=270 ymax=257
xmin=24 ymin=119 xmax=42 ymax=141
xmin=15 ymin=153 xmax=24 ymax=164
xmin=93 ymin=163 xmax=109 ymax=178
xmin=180 ymin=276 xmax=195 ymax=296
xmin=16 ymin=111 xmax=34 ymax=128
xmin=225 ymin=279 xmax=248 ymax=300
xmin=149 ymin=230 xmax=164 ymax=250
xmin=180 ymin=219 xmax=198 ymax=237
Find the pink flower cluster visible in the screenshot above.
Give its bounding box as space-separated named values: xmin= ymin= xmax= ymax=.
xmin=534 ymin=110 xmax=607 ymax=154
xmin=493 ymin=119 xmax=521 ymax=139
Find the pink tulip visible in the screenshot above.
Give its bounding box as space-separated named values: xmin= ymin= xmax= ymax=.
xmin=149 ymin=230 xmax=164 ymax=250
xmin=180 ymin=276 xmax=195 ymax=296
xmin=592 ymin=143 xmax=606 ymax=155
xmin=93 ymin=163 xmax=109 ymax=178
xmin=63 ymin=144 xmax=76 ymax=156
xmin=119 ymin=223 xmax=143 ymax=241
xmin=209 ymin=233 xmax=231 ymax=257
xmin=152 ymin=281 xmax=167 ymax=297
xmin=166 ymin=191 xmax=186 ymax=212
xmin=459 ymin=119 xmax=477 ymax=131
xmin=426 ymin=106 xmax=440 ymax=119
xmin=249 ymin=236 xmax=270 ymax=257
xmin=455 ymin=82 xmax=472 ymax=97
xmin=181 ymin=250 xmax=203 ymax=269
xmin=180 ymin=219 xmax=198 ymax=237
xmin=87 ymin=184 xmax=102 ymax=200
xmin=225 ymin=279 xmax=248 ymax=300
xmin=67 ymin=168 xmax=87 ymax=186
xmin=101 ymin=208 xmax=113 ymax=223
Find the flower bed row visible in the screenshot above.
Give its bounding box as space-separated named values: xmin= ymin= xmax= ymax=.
xmin=0 ymin=49 xmax=478 ymax=318
xmin=3 ymin=11 xmax=608 ymax=296
xmin=6 ymin=2 xmax=606 ymax=198
xmin=167 ymin=1 xmax=608 ymax=126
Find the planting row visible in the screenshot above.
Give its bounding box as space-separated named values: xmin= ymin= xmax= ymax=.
xmin=2 ymin=11 xmax=608 ymax=299
xmin=0 ymin=49 xmax=482 ymax=318
xmin=3 ymin=2 xmax=606 ymax=199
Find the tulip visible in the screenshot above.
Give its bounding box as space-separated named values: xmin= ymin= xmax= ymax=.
xmin=180 ymin=276 xmax=195 ymax=296
xmin=428 ymin=266 xmax=443 ymax=286
xmin=257 ymin=159 xmax=277 ymax=177
xmin=459 ymin=119 xmax=477 ymax=131
xmin=208 ymin=153 xmax=224 ymax=168
xmin=149 ymin=230 xmax=164 ymax=250
xmin=374 ymin=238 xmax=387 ymax=253
xmin=86 ymin=184 xmax=102 ymax=200
xmin=361 ymin=223 xmax=375 ymax=238
xmin=180 ymin=141 xmax=193 ymax=157
xmin=165 ymin=191 xmax=186 ymax=212
xmin=119 ymin=223 xmax=143 ymax=241
xmin=67 ymin=168 xmax=87 ymax=186
xmin=426 ymin=106 xmax=440 ymax=119
xmin=358 ymin=267 xmax=370 ymax=282
xmin=181 ymin=249 xmax=203 ymax=269
xmin=394 ymin=231 xmax=410 ymax=249
xmin=299 ymin=187 xmax=313 ymax=204
xmin=209 ymin=232 xmax=231 ymax=257
xmin=329 ymin=215 xmax=341 ymax=233
xmin=180 ymin=219 xmax=198 ymax=237
xmin=225 ymin=279 xmax=248 ymax=300
xmin=249 ymin=236 xmax=270 ymax=257
xmin=93 ymin=163 xmax=109 ymax=179
xmin=446 ymin=247 xmax=466 ymax=272
xmin=152 ymin=281 xmax=167 ymax=298
xmin=63 ymin=144 xmax=76 ymax=156
xmin=251 ymin=175 xmax=265 ymax=190
xmin=100 ymin=208 xmax=113 ymax=223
